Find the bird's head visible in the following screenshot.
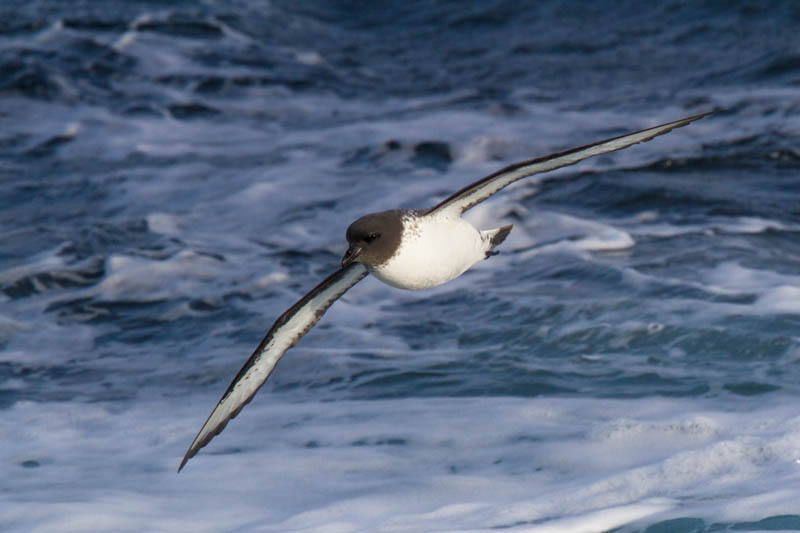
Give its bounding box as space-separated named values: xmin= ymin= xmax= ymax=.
xmin=343 ymin=210 xmax=404 ymax=268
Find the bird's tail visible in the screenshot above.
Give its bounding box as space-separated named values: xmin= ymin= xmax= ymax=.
xmin=482 ymin=224 xmax=513 ymax=258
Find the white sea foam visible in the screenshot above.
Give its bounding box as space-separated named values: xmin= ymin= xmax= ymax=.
xmin=757 ymin=285 xmax=800 ymax=314
xmin=93 ymin=251 xmax=223 ymax=302
xmin=2 ymin=395 xmax=798 ymax=532
xmin=145 ymin=213 xmax=181 ymax=236
xmin=700 ymin=262 xmax=800 ymax=314
xmin=503 ymin=211 xmax=635 ymax=259
xmin=0 ymin=250 xmax=65 ymax=287
xmin=703 ymin=261 xmax=800 ymax=292
xmin=634 ymin=215 xmax=796 ymax=239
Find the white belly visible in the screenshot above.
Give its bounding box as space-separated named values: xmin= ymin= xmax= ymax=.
xmin=370 ymin=213 xmax=486 ymax=290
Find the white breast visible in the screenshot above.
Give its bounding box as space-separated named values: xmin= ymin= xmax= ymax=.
xmin=370 ymin=212 xmax=487 ymax=290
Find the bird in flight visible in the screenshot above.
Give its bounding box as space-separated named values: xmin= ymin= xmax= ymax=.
xmin=179 ymin=111 xmax=711 ymax=471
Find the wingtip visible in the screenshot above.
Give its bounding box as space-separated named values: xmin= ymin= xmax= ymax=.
xmin=656 ymin=110 xmax=713 ymax=132
xmin=177 ymin=450 xmax=192 ymax=473
xmin=681 ymin=110 xmax=714 ymax=124
xmin=634 ymin=110 xmax=713 ymax=147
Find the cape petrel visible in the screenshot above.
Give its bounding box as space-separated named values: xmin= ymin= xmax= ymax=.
xmin=179 ymin=111 xmax=711 ymax=471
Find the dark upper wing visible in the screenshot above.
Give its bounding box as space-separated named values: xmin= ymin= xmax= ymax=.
xmin=178 ymin=262 xmax=369 ymax=472
xmin=426 ymin=112 xmax=712 ymax=217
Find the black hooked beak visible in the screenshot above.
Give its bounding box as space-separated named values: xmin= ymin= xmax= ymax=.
xmin=342 ymin=244 xmax=363 ymax=267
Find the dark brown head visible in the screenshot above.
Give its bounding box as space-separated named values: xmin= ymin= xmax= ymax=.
xmin=342 ymin=209 xmax=405 ymax=268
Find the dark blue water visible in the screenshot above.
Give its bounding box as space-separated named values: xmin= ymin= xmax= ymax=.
xmin=2 ymin=1 xmax=800 ymax=531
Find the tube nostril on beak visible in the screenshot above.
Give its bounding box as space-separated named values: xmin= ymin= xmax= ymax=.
xmin=342 ymin=245 xmax=362 ymax=267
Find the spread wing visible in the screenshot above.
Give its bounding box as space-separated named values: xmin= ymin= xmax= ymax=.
xmin=179 ymin=262 xmax=369 ymax=472
xmin=426 ymin=112 xmax=712 ymax=217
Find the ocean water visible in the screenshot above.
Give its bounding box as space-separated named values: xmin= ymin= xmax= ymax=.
xmin=2 ymin=1 xmax=800 ymax=531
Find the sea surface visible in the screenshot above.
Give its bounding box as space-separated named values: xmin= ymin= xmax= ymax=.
xmin=2 ymin=1 xmax=800 ymax=531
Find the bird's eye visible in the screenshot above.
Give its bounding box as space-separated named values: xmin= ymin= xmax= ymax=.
xmin=365 ymin=233 xmax=380 ymax=243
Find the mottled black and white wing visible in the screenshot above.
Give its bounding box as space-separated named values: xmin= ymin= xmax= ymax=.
xmin=427 ymin=112 xmax=711 ymax=217
xmin=179 ymin=262 xmax=369 ymax=472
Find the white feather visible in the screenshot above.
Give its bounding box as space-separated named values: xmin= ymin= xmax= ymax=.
xmin=370 ymin=211 xmax=487 ymax=290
